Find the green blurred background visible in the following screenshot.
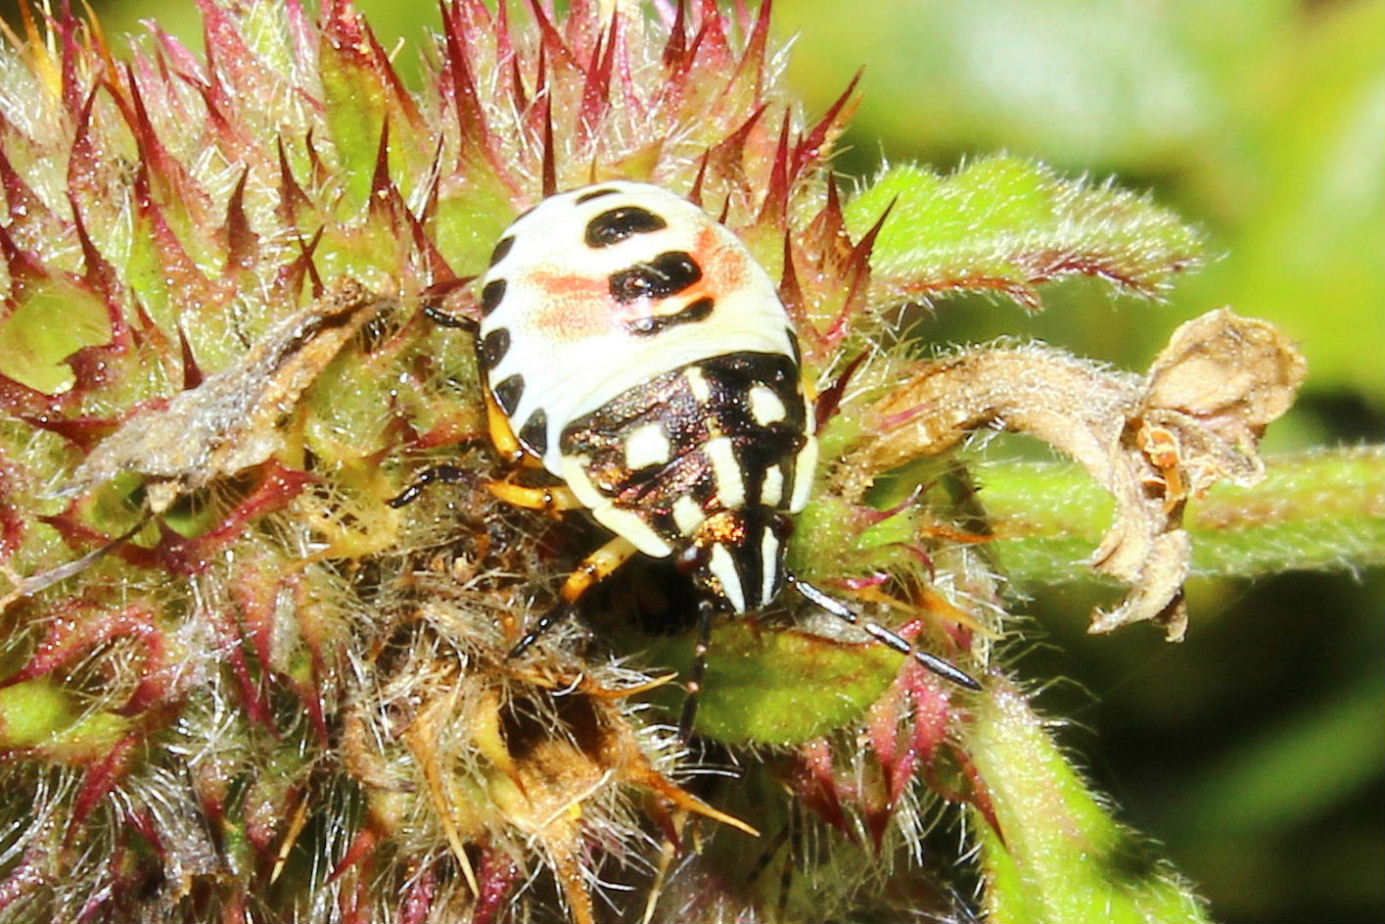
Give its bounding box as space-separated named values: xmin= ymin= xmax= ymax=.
xmin=1 ymin=0 xmax=1380 ymax=919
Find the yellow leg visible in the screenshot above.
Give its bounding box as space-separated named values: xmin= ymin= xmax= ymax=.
xmin=488 ymin=479 xmax=584 ymax=513
xmin=483 ymin=385 xmax=526 ymax=465
xmin=558 ymin=536 xmax=637 ymax=604
xmin=509 ymin=536 xmax=638 ymax=657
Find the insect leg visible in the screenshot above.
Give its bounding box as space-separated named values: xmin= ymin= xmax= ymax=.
xmin=487 ymin=480 xmax=584 ymax=513
xmin=784 ymin=573 xmax=982 ymax=691
xmin=387 ymin=463 xmax=473 ymax=507
xmin=507 ymin=597 xmax=572 ymax=659
xmin=508 ymin=536 xmax=638 ymax=658
xmin=482 ymin=386 xmax=526 ymax=465
xmin=677 ymin=597 xmax=718 ymax=739
xmin=422 ymin=303 xmax=478 ymax=333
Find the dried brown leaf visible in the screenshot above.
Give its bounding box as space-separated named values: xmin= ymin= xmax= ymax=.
xmin=1100 ymin=309 xmax=1308 ymax=636
xmin=839 ymin=308 xmax=1305 ymax=639
xmin=61 ymin=279 xmax=388 ymax=511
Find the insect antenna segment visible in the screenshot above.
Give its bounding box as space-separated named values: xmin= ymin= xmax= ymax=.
xmin=785 ymin=573 xmax=982 ymax=691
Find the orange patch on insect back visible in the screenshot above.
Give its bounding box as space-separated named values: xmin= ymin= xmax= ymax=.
xmin=527 ymin=270 xmax=617 ymax=341
xmin=699 ymin=226 xmax=749 ymax=294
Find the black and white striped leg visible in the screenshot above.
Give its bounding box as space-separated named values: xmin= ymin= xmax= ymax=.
xmin=508 ymin=598 xmax=572 ymax=659
xmin=784 ymin=573 xmax=982 ymax=691
xmin=387 ymin=463 xmax=473 ymax=508
xmin=678 ymin=597 xmax=718 ymax=739
xmin=422 ymin=303 xmax=478 ymax=333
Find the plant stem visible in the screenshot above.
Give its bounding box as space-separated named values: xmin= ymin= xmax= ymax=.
xmin=973 ymin=447 xmax=1385 ymax=583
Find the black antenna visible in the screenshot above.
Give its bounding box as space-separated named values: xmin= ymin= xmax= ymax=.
xmin=785 ymin=573 xmax=982 ymax=691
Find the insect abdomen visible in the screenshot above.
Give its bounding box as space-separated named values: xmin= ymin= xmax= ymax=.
xmin=560 ymin=351 xmax=809 ymax=536
xmin=559 ymin=351 xmax=816 ymax=610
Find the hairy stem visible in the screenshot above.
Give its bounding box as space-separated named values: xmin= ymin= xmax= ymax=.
xmin=973 ymin=447 xmax=1385 ymax=583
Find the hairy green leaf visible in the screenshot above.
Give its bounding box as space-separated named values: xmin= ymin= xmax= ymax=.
xmin=846 ymin=157 xmax=1204 ymax=310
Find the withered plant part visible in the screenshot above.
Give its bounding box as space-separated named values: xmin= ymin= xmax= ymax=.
xmin=839 ymin=309 xmax=1305 ymax=638
xmin=60 ymin=278 xmax=391 ymax=512
xmin=344 ymin=583 xmax=754 ymax=924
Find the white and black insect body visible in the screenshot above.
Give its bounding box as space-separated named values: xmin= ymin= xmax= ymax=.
xmin=479 ymin=181 xmax=816 ymax=613
xmin=470 ymin=181 xmax=978 ymax=724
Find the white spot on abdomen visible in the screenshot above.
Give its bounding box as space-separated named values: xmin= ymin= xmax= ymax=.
xmin=704 ymin=436 xmax=745 ymax=508
xmin=790 ymin=434 xmax=818 ymax=513
xmin=748 ymin=385 xmax=787 ymax=425
xmin=759 ymin=529 xmax=780 ymax=605
xmin=761 ymin=465 xmax=784 ymax=507
xmin=673 ymin=495 xmax=705 ymax=534
xmin=685 ymin=367 xmax=712 ymax=403
xmin=624 ymin=422 xmax=672 ymax=469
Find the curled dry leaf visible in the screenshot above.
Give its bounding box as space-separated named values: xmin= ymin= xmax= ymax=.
xmin=1137 ymin=307 xmax=1309 ymax=497
xmin=61 ymin=278 xmax=388 ymax=512
xmin=839 ymin=308 xmax=1305 ymax=639
xmin=1097 ymin=309 xmax=1306 ymax=636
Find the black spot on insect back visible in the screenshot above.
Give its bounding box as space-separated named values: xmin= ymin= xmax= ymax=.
xmin=585 ymin=206 xmax=668 ymax=248
xmin=494 ymin=374 xmax=525 ymax=415
xmin=626 ymin=296 xmax=715 ymax=336
xmin=519 ymin=409 xmax=548 ymax=456
xmin=489 ymin=235 xmax=515 ymax=267
xmin=479 ymin=328 xmax=510 ymax=369
xmin=575 ymin=187 xmax=619 ymax=204
xmin=609 ymin=252 xmax=702 ymax=303
xmin=481 ymin=279 xmax=507 ymax=316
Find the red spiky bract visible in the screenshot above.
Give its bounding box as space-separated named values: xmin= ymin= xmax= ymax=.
xmin=791 ymin=738 xmax=858 ymax=843
xmin=222 ymin=168 xmax=258 ymax=277
xmin=0 ymin=459 xmax=25 ymax=558
xmin=0 ymin=145 xmax=49 ymax=236
xmin=0 ymin=599 xmax=169 ymax=713
xmin=863 ymin=661 xmax=955 ymax=849
xmin=0 ymin=222 xmax=47 ymax=296
xmin=70 ymin=198 xmax=129 ymax=338
xmin=70 ymin=733 xmax=139 ymax=831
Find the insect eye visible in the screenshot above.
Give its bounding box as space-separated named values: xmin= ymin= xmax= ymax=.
xmin=771 ymin=512 xmax=795 ymax=539
xmin=675 ymin=543 xmax=710 ymax=576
